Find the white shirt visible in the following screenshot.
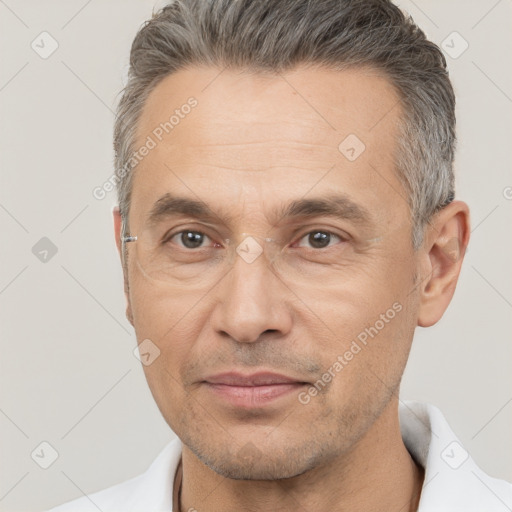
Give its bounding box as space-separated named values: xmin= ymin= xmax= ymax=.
xmin=48 ymin=401 xmax=512 ymax=511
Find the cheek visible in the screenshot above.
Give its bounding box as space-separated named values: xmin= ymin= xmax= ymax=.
xmin=298 ymin=257 xmax=417 ymax=385
xmin=129 ymin=268 xmax=206 ymax=341
xmin=129 ymin=277 xmax=212 ymax=395
xmin=298 ymin=258 xmax=410 ymax=335
xmin=306 ymin=302 xmax=415 ymax=427
xmin=132 ymin=286 xmax=207 ymax=430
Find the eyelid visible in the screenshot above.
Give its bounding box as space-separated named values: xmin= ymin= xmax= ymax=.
xmin=292 ymin=231 xmax=347 ymax=250
xmin=162 ymin=224 xmax=215 ymax=242
xmin=165 ymin=229 xmax=215 ymax=249
xmin=292 ymin=225 xmax=351 ymax=243
xmin=162 ymin=224 xmax=351 ymax=248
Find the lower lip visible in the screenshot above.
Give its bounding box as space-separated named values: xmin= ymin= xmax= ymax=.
xmin=204 ymin=382 xmax=304 ymax=408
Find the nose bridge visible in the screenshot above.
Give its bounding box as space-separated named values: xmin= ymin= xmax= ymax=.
xmin=211 ymin=235 xmax=290 ymax=343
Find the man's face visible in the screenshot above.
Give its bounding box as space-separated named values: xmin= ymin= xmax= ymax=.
xmin=123 ymin=66 xmax=422 ymax=479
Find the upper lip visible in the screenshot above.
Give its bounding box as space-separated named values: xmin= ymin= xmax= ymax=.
xmin=204 ymin=372 xmax=305 ymax=386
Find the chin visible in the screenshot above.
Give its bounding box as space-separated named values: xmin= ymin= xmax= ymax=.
xmin=189 ymin=439 xmax=325 ymax=481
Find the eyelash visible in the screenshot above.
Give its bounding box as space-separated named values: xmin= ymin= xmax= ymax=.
xmin=164 ymin=228 xmax=347 ymax=250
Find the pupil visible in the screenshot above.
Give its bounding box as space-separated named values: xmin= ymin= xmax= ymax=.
xmin=182 ymin=231 xmax=204 ymax=249
xmin=309 ymin=232 xmax=330 ymax=248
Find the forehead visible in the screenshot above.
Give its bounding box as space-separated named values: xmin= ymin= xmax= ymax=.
xmin=130 ymin=65 xmax=408 ymax=229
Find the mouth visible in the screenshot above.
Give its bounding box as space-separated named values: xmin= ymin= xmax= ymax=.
xmin=202 ymin=371 xmax=308 ymax=408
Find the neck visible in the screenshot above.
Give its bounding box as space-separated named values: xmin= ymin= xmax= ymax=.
xmin=178 ymin=400 xmax=424 ymax=512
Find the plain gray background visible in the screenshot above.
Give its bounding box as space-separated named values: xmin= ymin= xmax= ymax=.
xmin=0 ymin=1 xmax=511 ymax=510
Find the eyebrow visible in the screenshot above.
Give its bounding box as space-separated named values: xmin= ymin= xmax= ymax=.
xmin=146 ymin=192 xmax=372 ymax=228
xmin=278 ymin=195 xmax=371 ymax=225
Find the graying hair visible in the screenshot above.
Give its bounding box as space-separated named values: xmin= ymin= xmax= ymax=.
xmin=114 ymin=0 xmax=456 ymax=249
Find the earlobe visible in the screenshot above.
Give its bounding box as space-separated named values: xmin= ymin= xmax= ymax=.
xmin=417 ymin=201 xmax=470 ymax=327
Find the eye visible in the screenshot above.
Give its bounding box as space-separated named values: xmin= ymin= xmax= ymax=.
xmin=168 ymin=230 xmax=214 ymax=250
xmin=294 ymin=230 xmax=344 ymax=249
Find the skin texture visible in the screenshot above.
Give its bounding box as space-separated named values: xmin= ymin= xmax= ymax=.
xmin=113 ymin=65 xmax=470 ymax=511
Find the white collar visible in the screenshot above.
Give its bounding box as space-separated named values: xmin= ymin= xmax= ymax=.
xmin=399 ymin=401 xmax=512 ymax=511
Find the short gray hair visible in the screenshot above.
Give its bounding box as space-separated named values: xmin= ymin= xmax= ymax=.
xmin=114 ymin=0 xmax=456 ymax=248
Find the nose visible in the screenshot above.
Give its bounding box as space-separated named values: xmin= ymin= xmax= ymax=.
xmin=209 ymin=249 xmax=293 ymax=344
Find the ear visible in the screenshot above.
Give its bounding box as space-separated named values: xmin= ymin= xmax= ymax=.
xmin=113 ymin=206 xmax=123 ymax=258
xmin=113 ymin=206 xmax=134 ymax=326
xmin=417 ymin=200 xmax=470 ymax=327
